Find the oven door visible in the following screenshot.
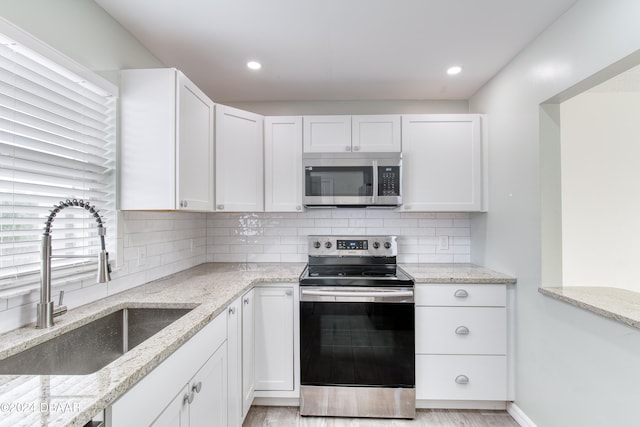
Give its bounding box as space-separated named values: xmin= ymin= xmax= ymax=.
xmin=299 ymin=286 xmax=415 ymax=418
xmin=300 ymin=286 xmax=415 ymax=388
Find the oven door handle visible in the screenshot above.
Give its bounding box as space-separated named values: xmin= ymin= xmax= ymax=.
xmin=301 ymin=288 xmax=414 ymax=302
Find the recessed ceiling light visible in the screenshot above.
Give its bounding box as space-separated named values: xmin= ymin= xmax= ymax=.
xmin=447 ymin=66 xmax=462 ymax=75
xmin=247 ymin=61 xmax=262 ymax=70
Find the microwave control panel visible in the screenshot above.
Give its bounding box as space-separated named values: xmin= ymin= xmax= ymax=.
xmin=378 ymin=166 xmax=400 ymax=196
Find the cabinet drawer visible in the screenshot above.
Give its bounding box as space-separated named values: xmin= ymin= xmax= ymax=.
xmin=416 ymin=355 xmax=507 ymax=401
xmin=415 ymin=284 xmax=506 ymax=307
xmin=416 ymin=307 xmax=506 ymax=355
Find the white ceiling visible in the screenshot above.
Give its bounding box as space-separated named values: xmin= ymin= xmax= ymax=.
xmin=95 ymin=0 xmax=578 ymax=102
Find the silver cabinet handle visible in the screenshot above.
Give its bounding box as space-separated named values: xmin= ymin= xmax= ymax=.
xmin=183 ymin=390 xmax=194 ymax=405
xmin=455 ymin=326 xmax=470 ymax=335
xmin=296 ymin=205 xmax=302 ymax=211
xmin=454 ymin=289 xmax=469 ymax=298
xmin=353 ymin=145 xmax=360 ymax=151
xmin=183 ymin=200 xmax=188 ymax=208
xmin=243 ymin=297 xmax=250 ymax=304
xmin=217 ymin=204 xmax=224 ymax=210
xmin=192 ymin=381 xmax=202 ymax=394
xmin=345 ymin=145 xmax=351 ymax=151
xmin=228 ymin=306 xmax=236 ymax=315
xmin=455 ymin=375 xmax=469 ymax=385
xmin=285 ymin=288 xmax=293 ymax=296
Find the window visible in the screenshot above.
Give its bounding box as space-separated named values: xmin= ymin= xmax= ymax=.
xmin=0 ymin=23 xmax=117 ymax=295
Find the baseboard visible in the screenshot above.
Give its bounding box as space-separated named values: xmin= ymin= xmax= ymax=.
xmin=416 ymin=400 xmax=507 ymax=410
xmin=253 ymin=397 xmax=300 ymax=407
xmin=507 ymin=402 xmax=538 ymax=427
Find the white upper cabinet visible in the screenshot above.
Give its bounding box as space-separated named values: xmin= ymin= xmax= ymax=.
xmin=264 ymin=116 xmax=303 ymax=212
xmin=401 ymin=114 xmax=484 ymax=212
xmin=352 ymin=115 xmax=401 ymax=152
xmin=303 ymin=115 xmax=401 ymax=153
xmin=303 ymin=115 xmax=351 ymax=153
xmin=215 ymin=105 xmax=264 ymax=212
xmin=120 ymin=68 xmax=215 ymax=211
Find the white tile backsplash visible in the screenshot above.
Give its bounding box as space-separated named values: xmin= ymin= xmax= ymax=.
xmin=206 ymin=209 xmax=470 ymax=264
xmin=0 ymin=208 xmax=471 ymax=333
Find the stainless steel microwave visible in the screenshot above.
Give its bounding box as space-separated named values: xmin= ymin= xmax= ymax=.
xmin=302 ymin=152 xmax=402 ymax=207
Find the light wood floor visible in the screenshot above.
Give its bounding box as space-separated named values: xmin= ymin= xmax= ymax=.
xmin=243 ymin=406 xmax=520 ymax=427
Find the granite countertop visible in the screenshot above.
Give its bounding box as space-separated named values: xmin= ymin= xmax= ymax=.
xmin=401 ymin=263 xmax=517 ymax=284
xmin=0 ymin=262 xmax=514 ymax=426
xmin=539 ymin=286 xmax=640 ymax=330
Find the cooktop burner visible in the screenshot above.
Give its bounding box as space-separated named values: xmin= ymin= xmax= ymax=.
xmin=300 ymin=235 xmax=414 ymax=287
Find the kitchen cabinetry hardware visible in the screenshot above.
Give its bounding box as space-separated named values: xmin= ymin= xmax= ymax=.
xmin=285 ymin=289 xmax=293 ymax=296
xmin=454 ymin=289 xmax=469 ymax=298
xmin=455 ymin=375 xmax=470 ymax=385
xmin=229 ymin=306 xmax=236 ymax=315
xmin=455 ymin=326 xmax=470 ymax=335
xmin=243 ymin=297 xmax=250 ymax=305
xmin=192 ymin=381 xmax=202 ymax=394
xmin=182 ymin=392 xmax=191 ymax=405
xmin=217 ymin=204 xmax=224 ymax=210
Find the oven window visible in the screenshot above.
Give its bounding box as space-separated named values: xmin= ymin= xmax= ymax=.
xmin=305 ymin=167 xmax=373 ymax=197
xmin=300 ymin=302 xmax=415 ymax=387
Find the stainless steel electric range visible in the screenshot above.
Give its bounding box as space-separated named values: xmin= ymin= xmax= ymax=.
xmin=298 ymin=235 xmax=415 ymax=419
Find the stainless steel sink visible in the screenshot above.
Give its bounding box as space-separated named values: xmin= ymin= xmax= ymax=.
xmin=0 ymin=307 xmax=192 ymax=375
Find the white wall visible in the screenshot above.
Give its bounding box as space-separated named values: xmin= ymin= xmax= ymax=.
xmin=470 ymin=1 xmax=640 ymax=426
xmin=561 ymin=91 xmax=640 ymax=292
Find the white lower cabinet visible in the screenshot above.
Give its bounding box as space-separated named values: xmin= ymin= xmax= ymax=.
xmin=153 ymin=344 xmax=228 ymax=426
xmin=107 ymin=311 xmax=228 ymax=427
xmin=254 ymin=285 xmax=297 ymax=392
xmin=416 ymin=355 xmax=507 ymax=401
xmin=227 ymin=297 xmax=243 ymax=427
xmin=415 ymin=284 xmax=508 ymax=403
xmin=241 ymin=289 xmax=255 ymax=417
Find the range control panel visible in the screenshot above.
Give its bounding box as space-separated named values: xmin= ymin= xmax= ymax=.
xmin=308 ymin=235 xmax=397 ymax=256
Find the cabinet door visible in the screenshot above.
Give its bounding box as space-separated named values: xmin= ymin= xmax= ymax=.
xmin=264 ymin=116 xmax=303 ymax=212
xmin=401 ymin=114 xmax=482 ymax=211
xmin=352 ymin=115 xmax=401 ymax=152
xmin=241 ymin=289 xmax=255 ymax=418
xmin=215 ymin=105 xmax=264 ymax=211
xmin=176 ymin=72 xmax=215 ymax=211
xmin=120 ymin=68 xmax=177 ymax=210
xmin=254 ymin=286 xmax=294 ymax=391
xmin=151 ymin=385 xmax=189 ymax=427
xmin=189 ymin=342 xmax=228 ymax=427
xmin=303 ymin=115 xmax=352 ymax=153
xmin=226 ymin=299 xmax=242 ymax=427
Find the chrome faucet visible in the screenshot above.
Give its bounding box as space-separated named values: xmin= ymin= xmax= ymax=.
xmin=37 ymin=199 xmax=111 ymax=329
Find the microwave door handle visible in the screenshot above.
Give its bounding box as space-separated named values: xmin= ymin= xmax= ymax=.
xmin=372 ymin=160 xmax=378 ymax=204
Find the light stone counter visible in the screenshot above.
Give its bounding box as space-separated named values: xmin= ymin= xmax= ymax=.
xmin=539 ymin=286 xmax=640 ymax=330
xmin=0 ymin=263 xmax=303 ymax=427
xmin=0 ymin=262 xmax=515 ymax=426
xmin=401 ymin=263 xmax=517 ymax=284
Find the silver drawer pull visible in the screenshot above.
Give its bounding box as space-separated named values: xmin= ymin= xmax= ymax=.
xmin=455 ymin=375 xmax=469 ymax=385
xmin=455 ymin=326 xmax=470 ymax=335
xmin=454 ymin=289 xmax=469 ymax=298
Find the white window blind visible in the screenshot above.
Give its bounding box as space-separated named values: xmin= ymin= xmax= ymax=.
xmin=0 ymin=24 xmax=117 ymax=294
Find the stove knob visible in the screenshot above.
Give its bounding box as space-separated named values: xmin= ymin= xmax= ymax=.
xmin=313 ymin=241 xmax=321 ymax=249
xmin=373 ymin=242 xmax=380 ymax=249
xmin=324 ymin=241 xmax=332 ymax=249
xmin=384 ymin=241 xmax=392 ymax=249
